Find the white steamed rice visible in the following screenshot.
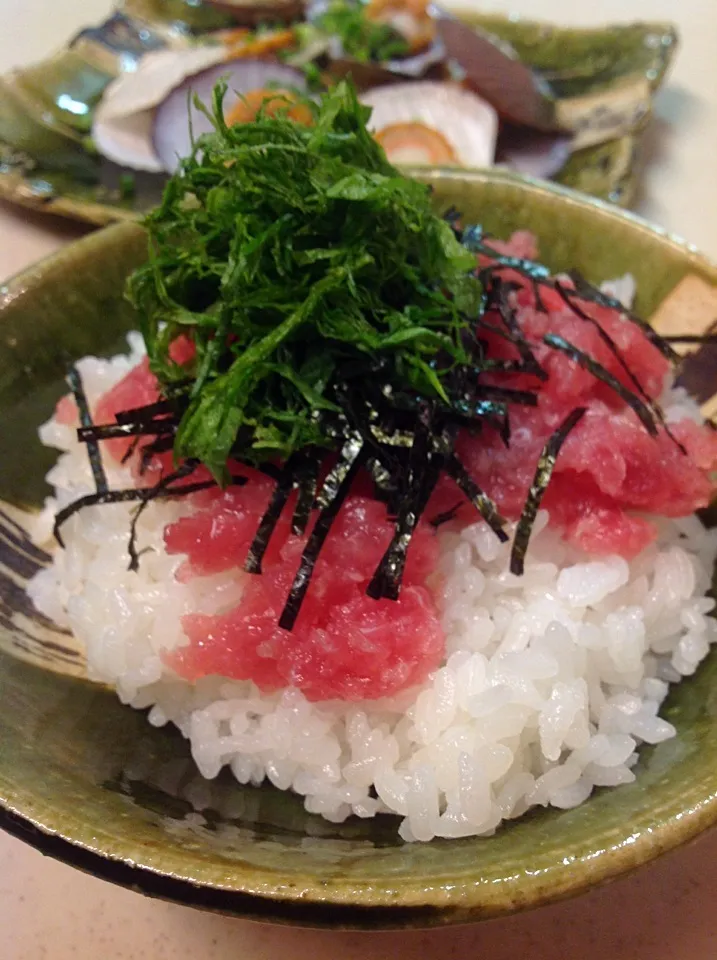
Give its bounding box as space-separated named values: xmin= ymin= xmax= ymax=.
xmin=27 ymin=334 xmax=717 ymax=842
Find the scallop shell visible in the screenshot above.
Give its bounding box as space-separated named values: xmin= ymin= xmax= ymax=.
xmin=361 ymin=81 xmax=497 ymax=168
xmin=92 ymin=47 xmax=306 ymax=174
xmin=92 ymin=46 xmax=227 ymax=172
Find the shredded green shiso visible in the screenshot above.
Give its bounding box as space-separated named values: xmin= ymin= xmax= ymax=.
xmin=128 ymin=79 xmax=481 ymax=481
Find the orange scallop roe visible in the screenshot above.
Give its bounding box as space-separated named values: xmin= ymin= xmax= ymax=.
xmin=374 ymin=122 xmax=457 ymax=165
xmin=224 ymin=89 xmax=314 ymax=126
xmin=222 ymin=27 xmax=296 ymax=58
xmin=367 ymin=0 xmax=430 ymax=19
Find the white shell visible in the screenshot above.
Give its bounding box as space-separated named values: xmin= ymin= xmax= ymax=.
xmin=361 ymin=82 xmax=498 ymax=167
xmin=92 ymin=47 xmax=227 ymax=172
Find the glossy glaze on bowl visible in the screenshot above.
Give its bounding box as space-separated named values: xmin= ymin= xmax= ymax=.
xmin=1 ymin=170 xmax=717 ymax=928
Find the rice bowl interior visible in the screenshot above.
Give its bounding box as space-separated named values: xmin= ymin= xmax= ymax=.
xmin=2 ymin=163 xmax=717 ymax=926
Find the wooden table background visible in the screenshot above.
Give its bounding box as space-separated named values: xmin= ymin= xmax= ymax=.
xmin=2 ymin=0 xmax=717 ymax=956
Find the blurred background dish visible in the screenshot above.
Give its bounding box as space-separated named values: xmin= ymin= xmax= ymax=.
xmin=0 ymin=0 xmax=678 ymax=224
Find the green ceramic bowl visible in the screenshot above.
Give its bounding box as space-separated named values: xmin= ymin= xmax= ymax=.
xmin=1 ymin=169 xmax=717 ymax=929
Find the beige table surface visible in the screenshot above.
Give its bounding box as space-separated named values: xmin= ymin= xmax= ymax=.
xmin=1 ymin=0 xmax=717 ymax=957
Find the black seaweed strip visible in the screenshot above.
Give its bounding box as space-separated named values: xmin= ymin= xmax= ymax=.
xmin=491 ymin=282 xmax=549 ymax=382
xmin=53 ymin=473 xmax=246 ymax=548
xmin=462 ymin=228 xmax=551 ymax=281
xmin=338 ymin=385 xmax=394 ymax=460
xmin=476 ymin=385 xmax=538 ymax=407
xmin=429 ymin=501 xmax=464 ymax=528
xmin=510 ymin=408 xmax=587 ymax=575
xmin=292 ymin=458 xmax=320 ymax=535
xmin=553 ymin=281 xmax=686 ymax=455
xmin=543 ymin=333 xmax=657 ymax=435
xmin=128 ymin=460 xmax=201 ymax=570
xmin=367 ymin=409 xmax=435 ymax=601
xmin=566 ymin=270 xmax=678 ymax=362
xmin=449 ymin=402 xmax=507 ymax=428
xmin=368 ymin=452 xmax=444 ymax=600
xmin=120 ymin=435 xmax=142 ymax=465
xmin=500 ymin=412 xmax=511 ymax=447
xmin=339 ymin=389 xmax=408 ymax=515
xmin=315 ymin=433 xmax=364 ymax=509
xmin=245 ymin=458 xmax=301 ymax=574
xmin=664 ymin=334 xmax=717 ymax=343
xmin=532 ymin=277 xmax=548 ymax=314
xmin=77 ymin=421 xmax=177 ymax=441
xmin=127 ymin=461 xmax=251 ymax=571
xmin=139 ymin=435 xmax=176 ymax=474
xmin=67 ymin=367 xmax=108 ymax=495
xmin=473 ymin=319 xmax=544 ymax=378
xmin=443 ymin=454 xmax=509 ymax=543
xmin=279 ymin=444 xmax=367 ymax=630
xmin=115 ymin=399 xmax=176 ymax=423
xmin=480 ymin=263 xmax=548 ymax=315
xmin=365 ymin=455 xmax=397 ymax=508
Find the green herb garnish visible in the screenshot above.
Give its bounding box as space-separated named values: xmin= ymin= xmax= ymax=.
xmin=127 ymin=79 xmax=480 ymax=481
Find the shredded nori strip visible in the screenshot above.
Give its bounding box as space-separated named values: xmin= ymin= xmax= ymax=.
xmin=664 ymin=334 xmax=717 ymax=343
xmin=429 ymin=501 xmax=464 ymax=528
xmin=127 ymin=462 xmax=250 ymax=571
xmin=367 ymin=406 xmax=439 ymax=601
xmin=245 ymin=455 xmax=304 ymax=574
xmin=291 ymin=457 xmax=320 ymax=535
xmin=443 ymin=453 xmax=509 ymax=544
xmin=368 ymin=453 xmax=443 ymax=599
xmin=510 ymin=407 xmax=587 ymax=576
xmin=115 ymin=399 xmax=177 ymax=423
xmin=279 ymin=443 xmax=368 ymax=630
xmin=53 ymin=471 xmax=247 ymax=548
xmin=67 ymin=366 xmax=108 ymax=495
xmin=490 ymin=281 xmax=549 ymax=382
xmin=77 ymin=421 xmax=176 ymax=441
xmin=553 ymin=281 xmax=686 ymax=454
xmin=566 ymin=270 xmax=679 ymax=363
xmin=138 ymin=435 xmax=177 ymax=473
xmin=121 ymin=435 xmax=142 ymax=465
xmin=128 ymin=460 xmax=198 ymax=570
xmin=543 ymin=333 xmax=658 ymax=435
xmin=462 ymin=226 xmax=552 ymax=282
xmin=315 ymin=433 xmax=364 ymax=509
xmin=473 ymin=385 xmax=538 ymax=407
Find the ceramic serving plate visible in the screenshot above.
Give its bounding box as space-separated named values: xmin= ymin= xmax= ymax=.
xmin=0 ymin=0 xmax=678 ymax=225
xmin=1 ymin=169 xmax=717 ymax=929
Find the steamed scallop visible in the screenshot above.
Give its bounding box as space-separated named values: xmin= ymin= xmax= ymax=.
xmin=92 ymin=46 xmax=306 ymax=174
xmin=361 ymin=82 xmax=497 ymax=167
